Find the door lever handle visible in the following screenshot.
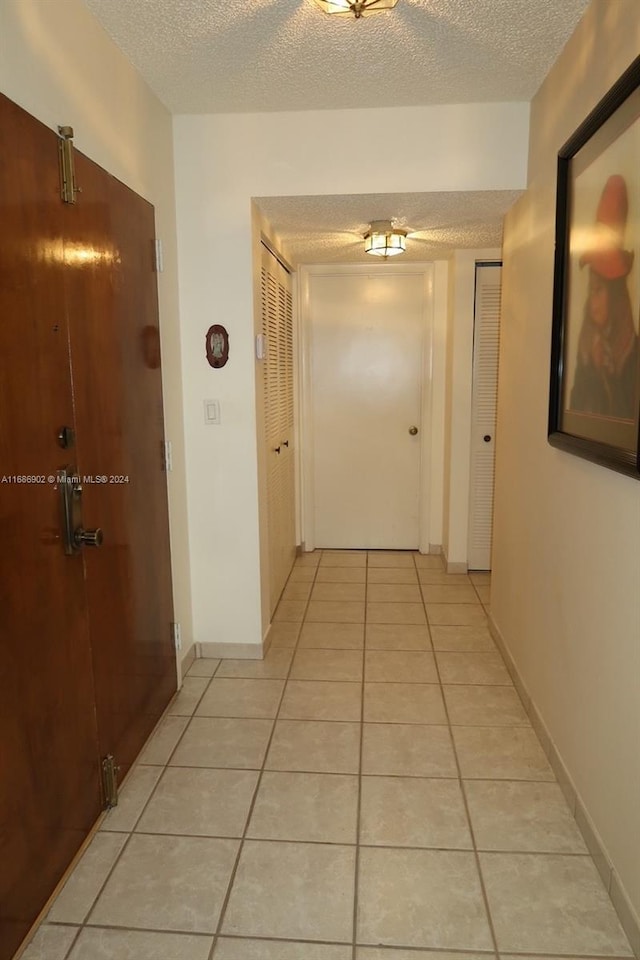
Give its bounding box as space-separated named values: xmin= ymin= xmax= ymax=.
xmin=59 ymin=466 xmax=103 ymax=554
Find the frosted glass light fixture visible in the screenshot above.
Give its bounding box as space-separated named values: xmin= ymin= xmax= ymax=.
xmin=364 ymin=220 xmax=407 ymax=257
xmin=313 ymin=0 xmax=399 ymax=18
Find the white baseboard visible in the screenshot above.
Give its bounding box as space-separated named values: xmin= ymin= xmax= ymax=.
xmin=180 ymin=642 xmax=196 ymax=677
xmin=198 ymin=640 xmax=266 ymax=660
xmin=442 ymin=546 xmax=468 ymax=574
xmin=487 ymin=611 xmax=640 ymax=958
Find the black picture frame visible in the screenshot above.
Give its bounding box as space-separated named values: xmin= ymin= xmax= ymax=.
xmin=548 ymin=55 xmax=640 ymax=479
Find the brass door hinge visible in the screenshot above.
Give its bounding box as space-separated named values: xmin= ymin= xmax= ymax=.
xmin=58 ymin=125 xmax=79 ymax=204
xmin=101 ymin=754 xmax=120 ymax=809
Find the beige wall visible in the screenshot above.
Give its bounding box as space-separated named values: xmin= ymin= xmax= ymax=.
xmin=493 ymin=0 xmax=640 ymax=924
xmin=0 ymin=0 xmax=193 ymax=664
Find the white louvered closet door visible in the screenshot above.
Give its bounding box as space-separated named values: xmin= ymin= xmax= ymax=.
xmin=261 ymin=245 xmax=296 ymax=615
xmin=468 ymin=263 xmax=502 ymax=571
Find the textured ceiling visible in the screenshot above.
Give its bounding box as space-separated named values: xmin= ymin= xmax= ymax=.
xmin=83 ymin=0 xmax=585 ymax=262
xmin=85 ymin=0 xmax=590 ymax=114
xmin=255 ymin=190 xmax=522 ymax=263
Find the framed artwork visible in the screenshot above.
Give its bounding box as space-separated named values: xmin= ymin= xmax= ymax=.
xmin=549 ymin=55 xmax=640 ymax=479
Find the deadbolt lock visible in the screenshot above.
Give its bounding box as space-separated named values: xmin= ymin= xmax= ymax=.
xmin=57 ymin=425 xmax=76 ymax=449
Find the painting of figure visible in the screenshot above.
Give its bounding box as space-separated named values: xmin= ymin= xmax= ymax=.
xmin=549 ymin=57 xmax=640 ymax=477
xmin=569 ymin=174 xmax=639 ymax=420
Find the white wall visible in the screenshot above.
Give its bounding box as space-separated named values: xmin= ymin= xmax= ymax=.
xmin=0 ymin=0 xmax=193 ymax=663
xmin=493 ymin=0 xmax=640 ymax=926
xmin=173 ymin=102 xmax=529 ymax=648
xmin=443 ymin=249 xmax=501 ymax=569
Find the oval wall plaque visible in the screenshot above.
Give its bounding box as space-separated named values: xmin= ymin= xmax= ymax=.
xmin=205 ymin=324 xmax=229 ymax=368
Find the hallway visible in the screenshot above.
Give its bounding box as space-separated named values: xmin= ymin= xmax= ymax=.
xmin=24 ymin=551 xmax=632 ymax=959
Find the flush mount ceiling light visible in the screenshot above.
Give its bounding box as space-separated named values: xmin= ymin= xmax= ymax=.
xmin=313 ymin=0 xmax=399 ymax=19
xmin=364 ymin=220 xmax=407 ymax=258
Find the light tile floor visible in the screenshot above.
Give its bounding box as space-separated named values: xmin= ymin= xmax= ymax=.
xmin=22 ymin=551 xmax=633 ymax=960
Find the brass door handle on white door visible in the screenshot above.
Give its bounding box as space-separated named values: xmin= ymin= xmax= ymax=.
xmin=409 ymin=426 xmax=419 ymax=436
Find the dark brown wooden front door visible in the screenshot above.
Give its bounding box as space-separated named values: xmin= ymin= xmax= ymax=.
xmin=0 ymin=93 xmax=102 ymax=959
xmin=0 ymin=94 xmax=176 ymax=960
xmin=66 ymin=152 xmax=176 ymax=781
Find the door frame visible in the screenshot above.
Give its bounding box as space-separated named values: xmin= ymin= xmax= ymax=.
xmin=298 ymin=262 xmax=436 ymax=553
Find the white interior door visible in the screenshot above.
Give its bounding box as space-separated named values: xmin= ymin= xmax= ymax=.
xmin=468 ymin=262 xmax=502 ymax=570
xmin=309 ymin=271 xmax=427 ymax=549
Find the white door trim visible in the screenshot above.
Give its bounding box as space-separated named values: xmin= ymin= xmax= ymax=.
xmin=298 ymin=262 xmax=435 ymax=554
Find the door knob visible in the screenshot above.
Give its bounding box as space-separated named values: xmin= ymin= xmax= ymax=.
xmin=73 ymin=527 xmax=103 ymax=548
xmin=409 ymin=426 xmax=419 ymax=436
xmin=483 ymin=435 xmax=492 ymax=442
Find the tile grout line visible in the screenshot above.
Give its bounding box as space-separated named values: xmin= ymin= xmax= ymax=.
xmin=351 ymin=551 xmax=369 ymax=960
xmin=136 ymin=657 xmax=225 ymax=814
xmin=430 ymin=581 xmax=503 ymax=959
xmin=39 ymin=661 xmax=226 ymax=959
xmin=97 ymin=764 xmax=568 ymax=780
xmin=211 ymin=930 xmax=632 ymax=958
xmin=54 ymin=917 xmax=637 ymax=957
xmin=185 ymin=716 xmax=533 ymax=726
xmin=50 ymin=919 xmax=634 ymax=960
xmin=58 ymin=924 xmax=82 ymax=960
xmin=206 ymin=549 xmax=323 ymax=960
xmin=73 ymin=664 xmax=225 ymax=941
xmin=99 ymin=762 xmax=555 ymax=784
xmin=425 ymin=568 xmax=504 ymax=960
xmin=195 ymin=673 xmax=516 ymax=686
xmin=89 ymin=830 xmax=596 ymax=856
xmin=470 ymin=574 xmax=487 ymax=609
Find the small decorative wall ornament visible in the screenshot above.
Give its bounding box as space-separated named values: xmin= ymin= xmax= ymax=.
xmin=205 ymin=324 xmax=229 ymax=368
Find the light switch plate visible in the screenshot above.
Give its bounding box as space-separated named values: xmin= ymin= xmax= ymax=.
xmin=255 ymin=333 xmax=268 ymax=360
xmin=204 ymin=399 xmax=221 ymax=424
